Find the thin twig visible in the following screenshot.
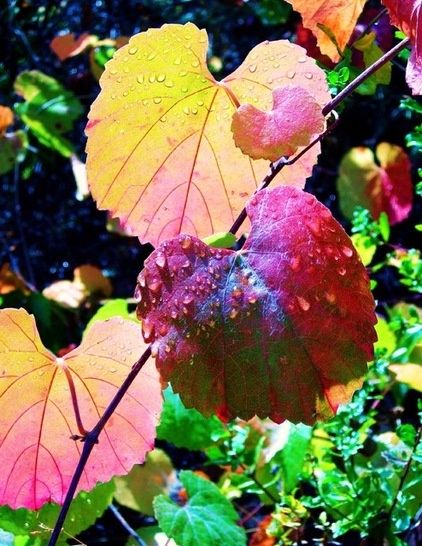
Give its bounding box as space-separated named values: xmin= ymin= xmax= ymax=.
xmin=48 ymin=346 xmax=152 ymax=546
xmin=108 ymin=503 xmax=147 ymax=546
xmin=322 ymin=37 xmax=411 ymax=116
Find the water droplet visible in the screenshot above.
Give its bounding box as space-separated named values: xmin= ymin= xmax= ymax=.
xmin=148 ymin=279 xmax=163 ymax=294
xmin=147 ymin=52 xmax=156 ymax=61
xmin=128 ymin=46 xmax=138 ymax=55
xmin=338 ymin=266 xmax=347 ymax=276
xmin=109 ymin=67 xmax=118 ymax=75
xmin=297 ymin=55 xmax=307 ymax=63
xmin=179 ymin=70 xmax=188 ymax=77
xmin=197 ymin=100 xmax=204 ymax=107
xmin=154 ymin=97 xmax=162 ymax=104
xmin=38 ymin=370 xmax=44 ymax=377
xmin=111 ymin=93 xmax=117 ymax=100
xmin=247 ymin=296 xmax=257 ymax=304
xmin=157 ymin=73 xmax=166 ymax=82
xmin=155 ymin=252 xmax=167 ymax=269
xmin=231 ymin=286 xmax=243 ymax=299
xmin=165 ymin=80 xmax=174 ymax=88
xmin=249 ymin=64 xmax=257 ymax=73
xmin=109 ymin=367 xmax=117 ymax=373
xmin=307 ymin=218 xmax=321 ymax=236
xmin=183 ymin=107 xmax=190 ymax=115
xmin=171 ymin=310 xmax=178 ymax=320
xmin=326 ymin=292 xmax=336 ymax=304
xmin=149 ymin=74 xmax=156 ymax=83
xmin=183 ymin=294 xmax=194 ymax=305
xmin=160 ymin=115 xmax=167 ymax=122
xmin=290 ymin=255 xmax=301 ymax=272
xmin=286 ymin=70 xmax=295 ymax=79
xmin=180 ymin=235 xmax=192 ymax=249
xmin=116 ymin=76 xmax=122 ymax=83
xmin=142 ymin=99 xmax=149 ymax=106
xmin=341 ymin=246 xmax=353 ymax=258
xmin=229 ymin=308 xmax=238 ymax=319
xmin=305 ymin=72 xmax=313 ymax=80
xmin=181 ymin=86 xmax=188 ymax=93
xmin=296 ymin=296 xmax=310 ymax=311
xmin=142 ymin=319 xmax=155 ymax=342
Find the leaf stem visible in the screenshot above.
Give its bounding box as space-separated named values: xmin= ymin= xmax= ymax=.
xmin=57 ymin=358 xmax=89 ymax=437
xmin=48 ymin=345 xmax=152 ymax=546
xmin=109 ymin=503 xmax=147 ymax=546
xmin=322 ymin=37 xmax=410 ymax=116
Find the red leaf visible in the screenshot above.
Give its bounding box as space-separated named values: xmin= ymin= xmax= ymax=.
xmin=86 ymin=23 xmax=330 ymax=246
xmin=382 ymin=0 xmax=422 ymax=95
xmin=231 ymin=85 xmax=325 ymax=161
xmin=0 ymin=309 xmax=162 ymax=509
xmin=135 ymin=186 xmax=376 ymax=425
xmin=50 ymin=33 xmax=94 ymax=61
xmin=337 ymin=143 xmax=413 ymax=225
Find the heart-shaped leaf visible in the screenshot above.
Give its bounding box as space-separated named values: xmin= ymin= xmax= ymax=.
xmin=154 ymin=470 xmax=247 ymax=546
xmin=336 ymin=142 xmax=413 ymax=225
xmin=86 ymin=23 xmax=330 ymax=246
xmin=135 ymin=186 xmax=377 ymax=425
xmin=0 ymin=309 xmax=162 ymax=509
xmin=231 ymin=85 xmax=325 ymax=161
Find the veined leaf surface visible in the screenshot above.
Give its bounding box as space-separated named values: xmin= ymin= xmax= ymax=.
xmin=86 ymin=23 xmax=330 ymax=246
xmin=135 ymin=186 xmax=377 ymax=425
xmin=0 ymin=309 xmax=162 ymax=510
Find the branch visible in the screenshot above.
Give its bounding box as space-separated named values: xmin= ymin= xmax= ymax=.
xmin=48 ymin=345 xmax=152 ymax=546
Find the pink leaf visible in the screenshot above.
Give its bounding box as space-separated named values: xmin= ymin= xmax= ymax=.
xmin=0 ymin=309 xmax=162 ymax=509
xmin=135 ymin=186 xmax=376 ymax=425
xmin=231 ymin=85 xmax=325 ymax=161
xmin=382 ymin=0 xmax=422 ymax=95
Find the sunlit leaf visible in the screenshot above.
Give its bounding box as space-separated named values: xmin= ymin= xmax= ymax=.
xmin=0 ymin=106 xmax=14 ymax=136
xmin=135 ymin=186 xmax=376 ymax=424
xmin=336 ymin=143 xmax=413 ymax=225
xmin=114 ymin=449 xmax=177 ymax=516
xmin=14 ymin=71 xmax=83 ymax=157
xmin=285 ymin=0 xmax=366 ymax=61
xmin=154 ymin=470 xmax=247 ymax=546
xmin=0 ymin=309 xmax=162 ymax=509
xmin=390 ymin=363 xmax=422 ymax=391
xmin=86 ymin=23 xmax=330 ymax=246
xmin=354 ymin=32 xmax=392 ymax=94
xmin=231 ymin=85 xmax=325 ymax=161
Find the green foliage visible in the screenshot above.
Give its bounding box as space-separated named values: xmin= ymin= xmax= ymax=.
xmin=153 ymin=470 xmax=247 ymax=546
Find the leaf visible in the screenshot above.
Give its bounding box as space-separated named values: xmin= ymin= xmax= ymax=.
xmin=157 ymin=386 xmax=225 ymax=451
xmin=0 ymin=130 xmax=27 ymax=175
xmin=382 ymin=0 xmax=422 ymax=95
xmin=336 ymin=143 xmax=413 ymax=225
xmin=114 ymin=448 xmax=177 ymax=516
xmin=50 ymin=33 xmax=95 ymax=61
xmin=0 ymin=308 xmax=162 ymax=509
xmin=135 ymin=186 xmax=376 ymax=425
xmin=86 ymin=23 xmax=330 ymax=246
xmin=389 ymin=363 xmax=422 ymax=391
xmin=14 ymin=71 xmax=83 ymax=157
xmin=231 ymin=85 xmax=325 ymax=161
xmin=153 ymin=470 xmax=247 ymax=546
xmin=285 ymin=0 xmax=367 ymax=61
xmin=0 ymin=106 xmax=14 ymax=136
xmin=0 ymin=480 xmax=115 ymax=545
xmin=354 ymin=32 xmax=392 ymax=94
xmin=202 ymin=232 xmax=237 ymax=249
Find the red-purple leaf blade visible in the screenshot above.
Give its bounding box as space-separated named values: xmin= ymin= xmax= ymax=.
xmin=135 ymin=186 xmax=377 ymax=425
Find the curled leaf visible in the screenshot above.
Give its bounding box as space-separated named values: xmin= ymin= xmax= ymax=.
xmin=231 ymin=85 xmax=325 ymax=161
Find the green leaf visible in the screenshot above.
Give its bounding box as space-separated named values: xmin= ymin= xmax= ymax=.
xmin=84 ymin=298 xmax=135 ymax=334
xmin=272 ymin=422 xmax=312 ymax=493
xmin=0 ymin=130 xmax=28 ymax=175
xmin=0 ymin=480 xmax=115 ymax=545
xmin=154 ymin=470 xmax=247 ymax=546
xmin=157 ymin=386 xmax=225 ymax=451
xmin=14 ymin=70 xmax=83 ymax=157
xmin=202 ymin=232 xmax=237 ymax=249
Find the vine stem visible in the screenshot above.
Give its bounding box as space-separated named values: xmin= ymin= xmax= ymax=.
xmin=48 ymin=35 xmax=412 ymax=546
xmin=48 ymin=346 xmax=151 ymax=546
xmin=322 ymin=37 xmax=410 ymax=116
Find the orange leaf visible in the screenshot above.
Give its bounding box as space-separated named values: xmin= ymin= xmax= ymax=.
xmin=50 ymin=33 xmax=94 ymax=61
xmin=286 ymin=0 xmax=366 ymax=61
xmin=0 ymin=106 xmax=13 ymax=137
xmin=86 ymin=23 xmax=330 ymax=246
xmin=0 ymin=308 xmax=162 ymax=509
xmin=231 ymin=85 xmax=325 ymax=161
